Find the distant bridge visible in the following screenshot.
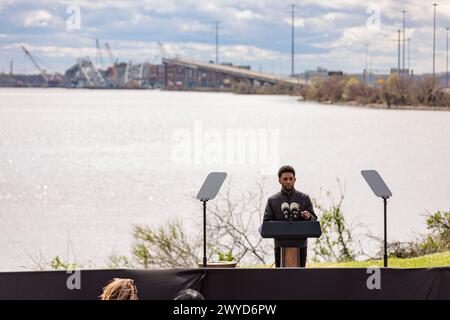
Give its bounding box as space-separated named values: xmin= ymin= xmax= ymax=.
xmin=162 ymin=58 xmax=304 ymax=90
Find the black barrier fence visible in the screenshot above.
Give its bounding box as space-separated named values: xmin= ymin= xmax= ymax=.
xmin=0 ymin=267 xmax=449 ymax=300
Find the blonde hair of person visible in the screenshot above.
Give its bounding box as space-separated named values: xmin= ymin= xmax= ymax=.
xmin=100 ymin=278 xmax=138 ymax=300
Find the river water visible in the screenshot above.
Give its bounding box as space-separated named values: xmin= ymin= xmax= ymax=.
xmin=0 ymin=88 xmax=449 ymax=270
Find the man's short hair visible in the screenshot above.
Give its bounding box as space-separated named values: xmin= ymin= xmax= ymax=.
xmin=173 ymin=289 xmax=205 ymax=300
xmin=278 ymin=165 xmax=295 ymax=178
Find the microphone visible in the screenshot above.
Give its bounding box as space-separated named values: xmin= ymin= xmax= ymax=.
xmin=290 ymin=202 xmax=299 ymax=220
xmin=281 ymin=202 xmax=290 ymax=220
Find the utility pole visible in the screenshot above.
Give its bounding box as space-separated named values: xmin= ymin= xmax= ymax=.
xmin=291 ymin=4 xmax=295 ymax=76
xmin=10 ymin=60 xmax=13 ymax=76
xmin=364 ymin=43 xmax=368 ymax=84
xmin=398 ymin=30 xmax=401 ymax=75
xmin=408 ymin=38 xmax=411 ymax=77
xmin=447 ymin=28 xmax=449 ymax=88
xmin=433 ymin=3 xmax=437 ymax=80
xmin=215 ymin=21 xmax=219 ymax=64
xmin=402 ymin=10 xmax=407 ymax=77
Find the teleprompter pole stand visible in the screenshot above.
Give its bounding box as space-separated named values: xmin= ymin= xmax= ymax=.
xmin=202 ymin=199 xmax=207 ymax=268
xmin=383 ymin=197 xmax=388 ymax=267
xmin=196 ymin=172 xmax=227 ymax=269
xmin=361 ymin=170 xmax=393 ymax=268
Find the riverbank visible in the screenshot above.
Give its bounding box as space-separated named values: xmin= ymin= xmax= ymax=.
xmin=305 ymin=99 xmax=450 ymax=111
xmin=299 ymin=74 xmax=450 ymax=110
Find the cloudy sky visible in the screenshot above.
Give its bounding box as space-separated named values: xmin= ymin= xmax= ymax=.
xmin=0 ymin=0 xmax=449 ymax=75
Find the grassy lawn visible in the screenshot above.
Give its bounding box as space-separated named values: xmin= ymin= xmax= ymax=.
xmin=243 ymin=251 xmax=450 ymax=268
xmin=306 ymin=251 xmax=450 ymax=268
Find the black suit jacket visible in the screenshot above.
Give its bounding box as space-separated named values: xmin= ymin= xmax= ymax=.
xmin=263 ymin=188 xmax=317 ymax=247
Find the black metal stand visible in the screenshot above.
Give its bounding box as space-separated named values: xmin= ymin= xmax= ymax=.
xmin=383 ymin=197 xmax=388 ymax=267
xmin=361 ymin=170 xmax=392 ymax=268
xmin=202 ymin=199 xmax=207 ymax=268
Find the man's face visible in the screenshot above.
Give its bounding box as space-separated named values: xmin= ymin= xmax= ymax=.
xmin=279 ymin=172 xmax=296 ymax=191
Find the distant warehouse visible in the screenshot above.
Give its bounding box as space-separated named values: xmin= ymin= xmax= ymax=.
xmin=162 ymin=58 xmax=303 ymax=91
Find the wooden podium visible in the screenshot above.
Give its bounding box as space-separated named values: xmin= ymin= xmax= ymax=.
xmin=259 ymin=221 xmax=322 ymax=268
xmin=281 ymin=248 xmax=301 ymax=268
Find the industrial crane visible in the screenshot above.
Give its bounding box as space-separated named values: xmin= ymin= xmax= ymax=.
xmin=104 ymin=42 xmax=117 ymax=65
xmin=104 ymin=42 xmax=118 ymax=87
xmin=21 ymin=46 xmax=49 ymax=82
xmin=157 ymin=41 xmax=166 ymax=59
xmin=95 ymin=37 xmax=104 ymax=68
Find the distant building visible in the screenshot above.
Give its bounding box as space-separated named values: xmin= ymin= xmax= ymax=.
xmin=300 ymin=67 xmax=343 ymax=84
xmin=390 ymin=68 xmax=412 ymax=76
xmin=142 ymin=64 xmax=164 ymax=88
xmin=0 ymin=74 xmax=47 ymax=87
xmin=328 ymin=71 xmax=343 ymax=77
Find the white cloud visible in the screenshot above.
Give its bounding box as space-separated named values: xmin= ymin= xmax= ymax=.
xmin=140 ymin=0 xmax=179 ymax=13
xmin=235 ymin=9 xmax=263 ymax=20
xmin=22 ymin=10 xmax=53 ymax=27
xmin=129 ymin=13 xmax=152 ymax=26
xmin=301 ymin=12 xmax=356 ymax=34
xmin=57 ymin=0 xmax=134 ymax=11
xmin=155 ymin=42 xmax=282 ymax=62
xmin=4 ymin=43 xmax=96 ymax=58
xmin=3 ymin=40 xmax=283 ymax=66
xmin=197 ymin=1 xmax=220 ymax=13
xmin=222 ymin=45 xmax=281 ymax=61
xmin=323 ymin=13 xmax=337 ymax=21
xmin=1 ymin=0 xmax=449 ymax=75
xmin=0 ymin=0 xmax=18 ymax=12
xmin=362 ymin=0 xmax=450 ymax=25
xmin=179 ymin=20 xmax=211 ymax=33
xmin=328 ymin=25 xmax=391 ymax=48
xmin=284 ymin=17 xmax=305 ymax=28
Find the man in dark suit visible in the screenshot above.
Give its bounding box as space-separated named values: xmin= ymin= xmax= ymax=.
xmin=264 ymin=165 xmax=317 ymax=267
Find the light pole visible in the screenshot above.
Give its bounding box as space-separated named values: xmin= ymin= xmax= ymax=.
xmin=364 ymin=43 xmax=368 ymax=84
xmin=215 ymin=21 xmax=219 ymax=64
xmin=291 ymin=4 xmax=295 ymax=77
xmin=432 ymin=3 xmax=437 ymax=80
xmin=398 ymin=30 xmax=401 ymax=74
xmin=447 ymin=27 xmax=449 ymax=88
xmin=402 ymin=10 xmax=407 ymax=77
xmin=408 ymin=38 xmax=411 ymax=77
